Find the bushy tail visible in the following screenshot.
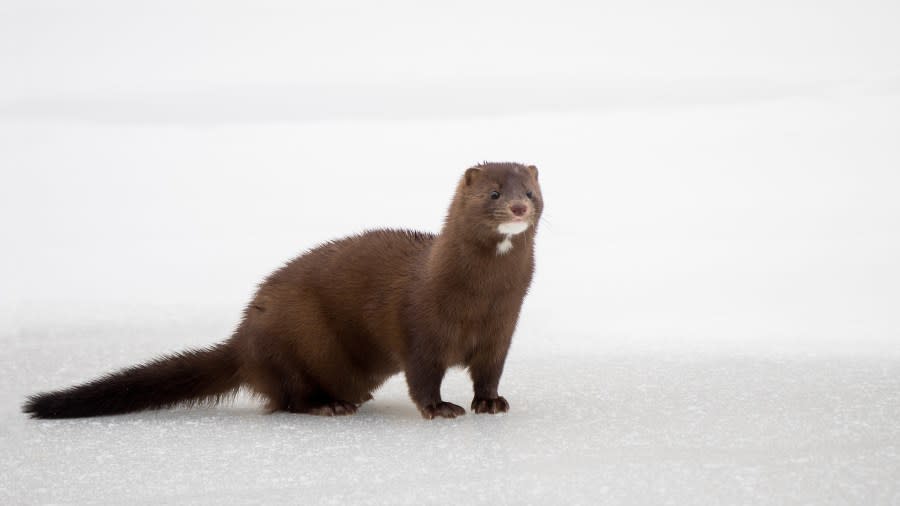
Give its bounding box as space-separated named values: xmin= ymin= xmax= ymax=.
xmin=23 ymin=342 xmax=242 ymax=419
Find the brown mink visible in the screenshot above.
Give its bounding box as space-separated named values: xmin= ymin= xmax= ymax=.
xmin=23 ymin=162 xmax=543 ymax=420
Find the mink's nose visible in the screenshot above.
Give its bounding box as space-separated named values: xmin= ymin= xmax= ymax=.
xmin=511 ymin=203 xmax=528 ymax=217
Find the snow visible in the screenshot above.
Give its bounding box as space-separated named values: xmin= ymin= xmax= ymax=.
xmin=4 ymin=333 xmax=900 ymax=504
xmin=2 ymin=1 xmax=900 ymax=504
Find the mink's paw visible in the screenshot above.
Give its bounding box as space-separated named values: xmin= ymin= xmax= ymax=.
xmin=306 ymin=400 xmax=358 ymax=416
xmin=421 ymin=401 xmax=466 ymax=420
xmin=471 ymin=396 xmax=509 ymax=414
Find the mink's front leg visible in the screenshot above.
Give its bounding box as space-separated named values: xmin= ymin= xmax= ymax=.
xmin=405 ymin=354 xmax=465 ymax=420
xmin=468 ymin=340 xmax=511 ymax=415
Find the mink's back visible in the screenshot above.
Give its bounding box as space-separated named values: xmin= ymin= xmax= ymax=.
xmin=251 ymin=229 xmax=436 ymax=354
xmin=270 ymin=228 xmax=435 ymax=289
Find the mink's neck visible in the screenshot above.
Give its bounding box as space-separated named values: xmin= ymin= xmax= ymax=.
xmin=428 ymin=216 xmax=533 ymax=281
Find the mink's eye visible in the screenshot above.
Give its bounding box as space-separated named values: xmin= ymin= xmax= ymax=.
xmin=526 ymin=191 xmax=534 ymax=199
xmin=490 ymin=191 xmax=501 ymax=200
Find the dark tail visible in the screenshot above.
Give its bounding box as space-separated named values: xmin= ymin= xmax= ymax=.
xmin=23 ymin=342 xmax=242 ymax=419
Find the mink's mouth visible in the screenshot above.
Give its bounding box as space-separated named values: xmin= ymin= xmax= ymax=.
xmin=497 ymin=220 xmax=530 ymax=236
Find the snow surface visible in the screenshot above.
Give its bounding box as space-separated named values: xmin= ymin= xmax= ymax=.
xmin=4 ymin=331 xmax=900 ymax=505
xmin=2 ymin=1 xmax=900 ymax=504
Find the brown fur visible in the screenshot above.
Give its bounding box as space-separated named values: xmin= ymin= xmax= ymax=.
xmin=23 ymin=162 xmax=543 ymax=420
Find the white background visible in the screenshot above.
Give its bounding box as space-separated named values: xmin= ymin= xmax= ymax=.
xmin=2 ymin=1 xmax=899 ymax=504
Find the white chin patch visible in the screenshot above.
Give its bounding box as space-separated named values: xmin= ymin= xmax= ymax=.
xmin=497 ymin=221 xmax=529 ymax=235
xmin=496 ymin=221 xmax=528 ymax=255
xmin=496 ymin=237 xmax=514 ymax=255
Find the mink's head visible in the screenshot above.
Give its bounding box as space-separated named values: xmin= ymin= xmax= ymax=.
xmin=447 ymin=162 xmax=543 ymax=246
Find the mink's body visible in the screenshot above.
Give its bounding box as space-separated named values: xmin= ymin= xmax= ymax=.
xmin=24 ymin=162 xmax=543 ymax=420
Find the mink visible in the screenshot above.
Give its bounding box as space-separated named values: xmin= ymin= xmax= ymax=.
xmin=23 ymin=162 xmax=543 ymax=420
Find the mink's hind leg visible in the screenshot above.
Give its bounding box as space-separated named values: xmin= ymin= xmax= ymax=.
xmin=244 ymin=348 xmax=360 ymax=416
xmin=238 ymin=296 xmax=376 ymax=416
xmin=258 ymin=372 xmax=359 ymax=416
xmin=305 ymin=400 xmax=359 ymax=416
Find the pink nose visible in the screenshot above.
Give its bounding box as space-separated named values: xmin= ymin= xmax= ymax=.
xmin=511 ymin=204 xmax=528 ymax=217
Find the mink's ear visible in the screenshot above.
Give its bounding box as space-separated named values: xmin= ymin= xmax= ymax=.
xmin=526 ymin=165 xmax=539 ymax=180
xmin=464 ymin=167 xmax=482 ymax=186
